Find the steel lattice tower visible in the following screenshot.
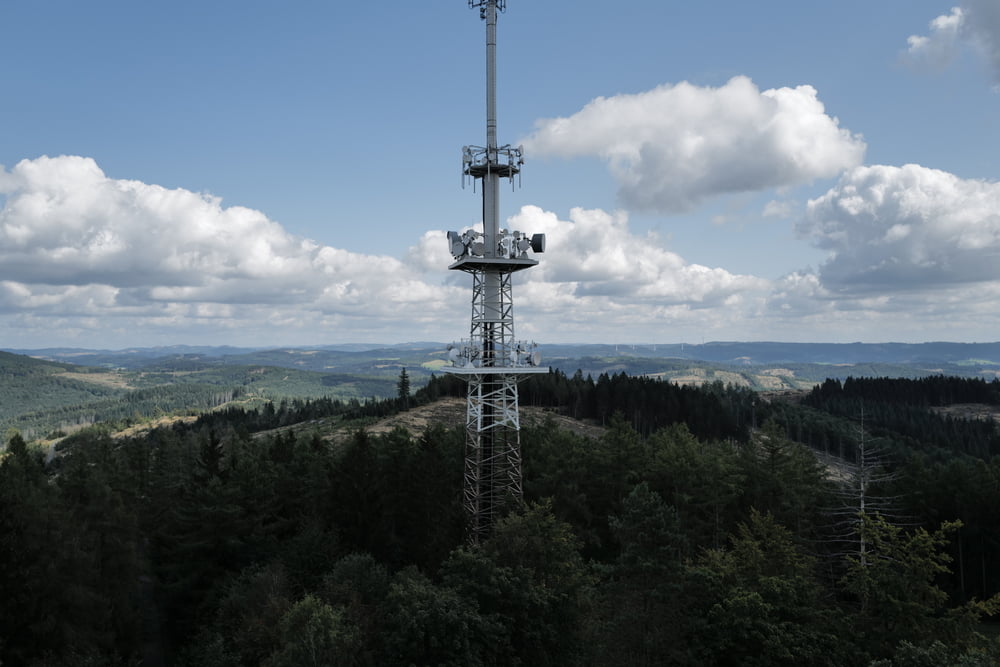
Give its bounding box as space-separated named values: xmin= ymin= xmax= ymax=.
xmin=446 ymin=0 xmax=546 ymax=544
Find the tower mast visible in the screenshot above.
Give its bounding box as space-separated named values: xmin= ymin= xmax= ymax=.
xmin=446 ymin=0 xmax=546 ymax=544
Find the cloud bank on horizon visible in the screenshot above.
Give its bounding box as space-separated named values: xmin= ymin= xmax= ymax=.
xmin=0 ymin=155 xmax=771 ymax=346
xmin=4 ymin=147 xmax=1000 ymax=347
xmin=2 ymin=2 xmax=1000 ymax=348
xmin=0 ymin=156 xmax=461 ymax=346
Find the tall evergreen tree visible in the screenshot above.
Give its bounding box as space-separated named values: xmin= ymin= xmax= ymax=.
xmin=397 ymin=367 xmax=411 ymax=408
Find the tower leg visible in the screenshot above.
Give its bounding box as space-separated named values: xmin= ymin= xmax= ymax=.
xmin=463 ymin=367 xmax=523 ymax=544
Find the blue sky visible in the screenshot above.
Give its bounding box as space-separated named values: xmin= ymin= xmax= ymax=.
xmin=2 ymin=0 xmax=999 ymax=348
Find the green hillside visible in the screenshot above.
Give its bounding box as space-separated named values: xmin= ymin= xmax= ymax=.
xmin=7 ymin=341 xmax=1000 ymax=439
xmin=0 ymin=351 xmax=124 ymax=423
xmin=0 ymin=351 xmax=399 ymax=439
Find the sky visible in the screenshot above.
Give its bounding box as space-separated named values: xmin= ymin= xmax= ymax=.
xmin=2 ymin=0 xmax=1000 ymax=349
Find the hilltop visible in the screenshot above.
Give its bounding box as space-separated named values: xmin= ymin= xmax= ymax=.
xmin=252 ymin=396 xmax=606 ymax=449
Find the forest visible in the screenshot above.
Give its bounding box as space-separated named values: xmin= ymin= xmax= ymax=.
xmin=2 ymin=370 xmax=1000 ymax=665
xmin=0 ymin=350 xmax=401 ymax=441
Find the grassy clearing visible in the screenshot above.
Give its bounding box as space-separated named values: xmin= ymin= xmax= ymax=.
xmin=55 ymin=371 xmax=132 ymax=390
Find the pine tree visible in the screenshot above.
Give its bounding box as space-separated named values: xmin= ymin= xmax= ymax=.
xmin=397 ymin=367 xmax=411 ymax=408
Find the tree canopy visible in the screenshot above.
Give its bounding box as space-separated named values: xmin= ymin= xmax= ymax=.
xmin=3 ymin=371 xmax=1000 ymax=665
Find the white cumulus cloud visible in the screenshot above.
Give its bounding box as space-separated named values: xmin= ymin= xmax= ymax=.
xmin=9 ymin=155 xmax=1000 ymax=346
xmin=763 ymin=267 xmax=1000 ymax=342
xmin=507 ymin=205 xmax=769 ymax=304
xmin=521 ymin=76 xmax=865 ymax=213
xmin=498 ymin=205 xmax=772 ymax=341
xmin=0 ymin=155 xmax=467 ymax=344
xmin=797 ymin=164 xmax=1000 ymax=292
xmin=906 ymin=2 xmax=1000 ymax=85
xmin=0 ymin=155 xmax=782 ymax=347
xmin=905 ymin=6 xmax=966 ymax=69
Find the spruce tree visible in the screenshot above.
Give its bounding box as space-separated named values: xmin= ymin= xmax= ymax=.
xmin=397 ymin=367 xmax=411 ymax=408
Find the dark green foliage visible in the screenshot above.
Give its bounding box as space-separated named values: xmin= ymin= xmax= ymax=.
xmin=319 ymin=553 xmax=391 ymax=653
xmin=396 ymin=367 xmax=410 ymax=405
xmin=328 ymin=430 xmax=387 ymax=556
xmin=328 ymin=425 xmax=465 ymax=569
xmin=895 ymin=455 xmax=1000 ymax=602
xmin=738 ymin=420 xmax=830 ymax=539
xmin=802 ymin=376 xmax=1000 ymax=459
xmin=809 ymin=376 xmax=1000 ymax=408
xmin=838 ymin=515 xmax=998 ymax=661
xmin=263 ymin=594 xmax=357 ymax=667
xmin=645 ymin=423 xmax=744 ymax=552
xmin=610 ymin=483 xmax=686 ymax=575
xmin=0 ymin=432 xmax=141 ymax=665
xmin=869 ymin=639 xmax=1000 ymax=666
xmin=6 ymin=371 xmax=1000 ymax=665
xmin=180 ymin=562 xmax=293 ymax=666
xmin=433 ymin=369 xmax=753 ymax=441
xmin=523 ymin=414 xmax=649 ymax=556
xmin=380 ymin=567 xmax=493 ymax=666
xmin=441 ymin=502 xmax=592 ymax=666
xmin=694 ymin=510 xmax=847 ymax=666
xmin=588 ymin=483 xmax=694 ymax=665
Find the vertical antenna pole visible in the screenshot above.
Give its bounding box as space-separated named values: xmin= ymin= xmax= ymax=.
xmin=483 ymin=0 xmax=499 ymax=257
xmin=448 ymin=0 xmax=545 ymax=544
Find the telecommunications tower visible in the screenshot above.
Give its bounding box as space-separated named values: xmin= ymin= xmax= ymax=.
xmin=446 ymin=0 xmax=546 ymax=544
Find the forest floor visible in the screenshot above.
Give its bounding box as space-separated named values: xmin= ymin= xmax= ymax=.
xmin=356 ymin=398 xmax=607 ymax=442
xmin=931 ymin=403 xmax=1000 ymax=424
xmin=40 ymin=398 xmax=606 ymax=465
xmin=254 ymin=397 xmax=607 ymax=447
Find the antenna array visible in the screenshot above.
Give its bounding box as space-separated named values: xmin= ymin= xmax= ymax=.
xmin=445 ymin=0 xmax=546 ymax=543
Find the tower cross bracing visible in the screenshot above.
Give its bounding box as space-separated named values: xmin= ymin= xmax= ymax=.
xmin=445 ymin=0 xmax=546 ymax=544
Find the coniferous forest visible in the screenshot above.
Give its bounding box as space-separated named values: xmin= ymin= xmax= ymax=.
xmin=2 ymin=371 xmax=1000 ymax=665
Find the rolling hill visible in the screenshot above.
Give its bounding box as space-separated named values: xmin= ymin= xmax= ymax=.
xmin=5 ymin=341 xmax=1000 ymax=440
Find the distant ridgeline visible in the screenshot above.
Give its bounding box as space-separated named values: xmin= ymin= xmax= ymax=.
xmin=3 ymin=341 xmax=1000 ymax=440
xmin=11 ymin=340 xmax=1000 ymax=369
xmin=536 ymin=340 xmax=1000 ymax=365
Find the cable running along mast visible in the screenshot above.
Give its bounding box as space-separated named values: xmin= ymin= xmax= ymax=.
xmin=445 ymin=0 xmax=546 ymax=544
